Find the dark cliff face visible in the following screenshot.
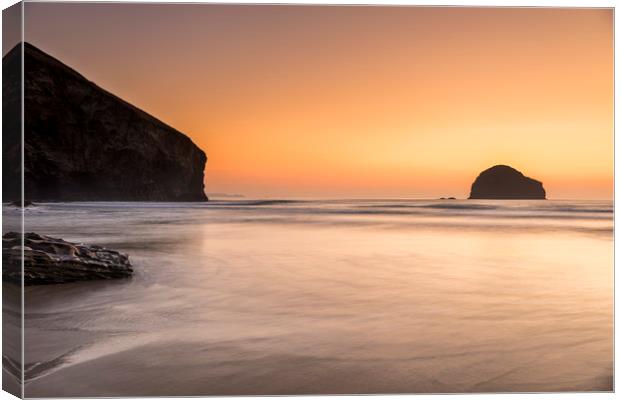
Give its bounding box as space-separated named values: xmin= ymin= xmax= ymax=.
xmin=3 ymin=43 xmax=207 ymax=202
xmin=2 ymin=44 xmax=21 ymax=203
xmin=469 ymin=165 xmax=546 ymax=200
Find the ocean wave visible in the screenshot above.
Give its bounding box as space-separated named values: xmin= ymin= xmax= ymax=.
xmin=208 ymin=200 xmax=305 ymax=207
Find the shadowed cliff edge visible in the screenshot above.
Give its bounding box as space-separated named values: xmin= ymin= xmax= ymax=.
xmin=2 ymin=42 xmax=207 ymax=202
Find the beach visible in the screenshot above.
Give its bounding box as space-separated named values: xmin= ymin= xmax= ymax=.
xmin=3 ymin=199 xmax=613 ymax=396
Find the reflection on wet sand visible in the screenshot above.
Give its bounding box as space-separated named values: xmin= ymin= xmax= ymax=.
xmin=7 ymin=200 xmax=612 ymax=396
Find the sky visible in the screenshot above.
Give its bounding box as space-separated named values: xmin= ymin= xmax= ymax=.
xmin=10 ymin=4 xmax=614 ymax=199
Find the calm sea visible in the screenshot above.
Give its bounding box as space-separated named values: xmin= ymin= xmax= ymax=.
xmin=3 ymin=199 xmax=614 ymax=396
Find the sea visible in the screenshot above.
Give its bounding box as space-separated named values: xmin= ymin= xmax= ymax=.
xmin=2 ymin=199 xmax=614 ymax=396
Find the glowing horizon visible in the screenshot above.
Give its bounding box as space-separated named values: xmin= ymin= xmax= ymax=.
xmin=13 ymin=4 xmax=613 ymax=199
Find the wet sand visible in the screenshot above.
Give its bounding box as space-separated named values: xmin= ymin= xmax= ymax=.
xmin=24 ymin=335 xmax=613 ymax=397
xmin=10 ymin=200 xmax=613 ymax=396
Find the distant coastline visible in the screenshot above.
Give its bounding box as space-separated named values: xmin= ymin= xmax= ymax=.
xmin=208 ymin=193 xmax=246 ymax=199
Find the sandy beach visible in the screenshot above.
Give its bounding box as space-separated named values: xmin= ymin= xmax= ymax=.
xmin=6 ymin=200 xmax=612 ymax=396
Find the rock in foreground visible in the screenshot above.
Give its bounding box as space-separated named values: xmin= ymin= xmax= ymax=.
xmin=3 ymin=232 xmax=133 ymax=285
xmin=469 ymin=165 xmax=546 ymax=199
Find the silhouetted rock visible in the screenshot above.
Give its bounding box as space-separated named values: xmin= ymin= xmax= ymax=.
xmin=469 ymin=165 xmax=546 ymax=199
xmin=3 ymin=43 xmax=207 ymax=202
xmin=3 ymin=232 xmax=133 ymax=285
xmin=439 ymin=197 xmax=456 ymax=200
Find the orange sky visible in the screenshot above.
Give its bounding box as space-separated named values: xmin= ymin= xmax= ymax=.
xmin=18 ymin=5 xmax=613 ymax=199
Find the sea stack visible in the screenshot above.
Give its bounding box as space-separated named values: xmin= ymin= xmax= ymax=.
xmin=3 ymin=43 xmax=208 ymax=202
xmin=469 ymin=165 xmax=546 ymax=199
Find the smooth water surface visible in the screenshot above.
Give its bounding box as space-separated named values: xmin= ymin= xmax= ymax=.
xmin=5 ymin=199 xmax=613 ymax=395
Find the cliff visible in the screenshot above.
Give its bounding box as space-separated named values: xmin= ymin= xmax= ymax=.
xmin=2 ymin=42 xmax=207 ymax=201
xmin=469 ymin=165 xmax=546 ymax=200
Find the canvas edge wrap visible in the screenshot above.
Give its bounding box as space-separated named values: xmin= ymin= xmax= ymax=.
xmin=2 ymin=1 xmax=24 ymax=398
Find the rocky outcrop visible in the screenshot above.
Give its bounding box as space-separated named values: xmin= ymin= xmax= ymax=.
xmin=3 ymin=42 xmax=207 ymax=201
xmin=3 ymin=232 xmax=133 ymax=285
xmin=469 ymin=165 xmax=546 ymax=199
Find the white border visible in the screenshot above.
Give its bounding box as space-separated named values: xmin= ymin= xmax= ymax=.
xmin=0 ymin=1 xmax=616 ymax=400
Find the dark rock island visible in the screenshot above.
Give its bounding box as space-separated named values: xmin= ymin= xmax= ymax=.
xmin=3 ymin=232 xmax=133 ymax=285
xmin=469 ymin=165 xmax=546 ymax=199
xmin=3 ymin=43 xmax=207 ymax=201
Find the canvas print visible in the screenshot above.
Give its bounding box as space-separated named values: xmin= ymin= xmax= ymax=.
xmin=1 ymin=2 xmax=613 ymax=398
